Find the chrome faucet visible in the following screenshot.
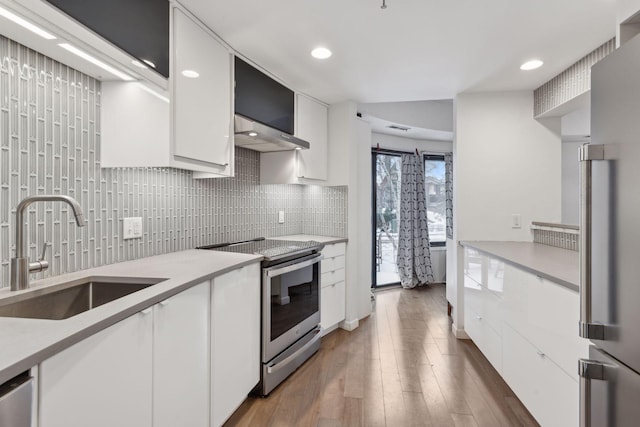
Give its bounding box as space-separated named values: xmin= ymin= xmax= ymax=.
xmin=10 ymin=195 xmax=86 ymax=291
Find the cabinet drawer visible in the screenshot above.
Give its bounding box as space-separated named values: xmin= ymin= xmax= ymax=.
xmin=502 ymin=324 xmax=578 ymax=427
xmin=503 ymin=264 xmax=588 ymax=380
xmin=321 ymin=255 xmax=345 ymax=273
xmin=322 ymin=243 xmax=346 ymax=258
xmin=321 ymin=280 xmax=345 ymax=330
xmin=465 ymin=305 xmax=502 ymax=374
xmin=321 ymin=268 xmax=345 ymax=287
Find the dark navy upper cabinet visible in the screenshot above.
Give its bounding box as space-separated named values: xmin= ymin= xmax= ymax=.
xmin=235 ymin=57 xmax=295 ymax=135
xmin=45 ymin=0 xmax=170 ymax=78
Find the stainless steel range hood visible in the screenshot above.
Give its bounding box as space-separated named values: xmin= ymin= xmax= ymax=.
xmin=234 ymin=115 xmax=310 ymax=152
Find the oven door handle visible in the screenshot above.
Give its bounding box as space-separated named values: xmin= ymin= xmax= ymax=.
xmin=267 ymin=327 xmax=322 ymax=374
xmin=265 ymin=253 xmax=323 ymax=278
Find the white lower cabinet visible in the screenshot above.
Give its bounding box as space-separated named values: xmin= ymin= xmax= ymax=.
xmin=38 ymin=262 xmax=262 ymax=427
xmin=211 ymin=263 xmax=261 ymax=427
xmin=39 ymin=310 xmax=153 ymax=427
xmin=153 ymin=281 xmax=210 ymax=427
xmin=463 ymin=247 xmax=587 ymax=427
xmin=320 ymin=243 xmax=346 ymax=333
xmin=502 ymin=324 xmax=578 ymax=427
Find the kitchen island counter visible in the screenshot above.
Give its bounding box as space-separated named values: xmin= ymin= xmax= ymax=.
xmin=461 ymin=241 xmax=579 ymax=292
xmin=0 ymin=249 xmax=262 ymax=385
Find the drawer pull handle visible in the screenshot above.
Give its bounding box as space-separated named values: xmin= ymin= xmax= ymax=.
xmin=476 ymin=316 xmax=482 ymax=321
xmin=536 ymin=351 xmax=545 ymax=358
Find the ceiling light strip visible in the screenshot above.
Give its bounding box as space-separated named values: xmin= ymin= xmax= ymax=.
xmin=59 ymin=43 xmax=135 ymax=81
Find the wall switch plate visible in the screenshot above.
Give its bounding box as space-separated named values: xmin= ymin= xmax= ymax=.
xmin=123 ymin=217 xmax=143 ymax=239
xmin=512 ymin=214 xmax=522 ymax=229
xmin=278 ymin=210 xmax=285 ymax=224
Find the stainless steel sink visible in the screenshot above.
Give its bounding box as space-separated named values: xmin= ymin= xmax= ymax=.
xmin=0 ymin=277 xmax=167 ymax=320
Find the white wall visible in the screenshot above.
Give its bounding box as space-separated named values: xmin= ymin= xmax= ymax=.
xmin=455 ymin=91 xmax=562 ymax=241
xmin=328 ymin=101 xmax=372 ymax=330
xmin=561 ymin=141 xmax=583 ymax=225
xmin=561 ymin=105 xmax=590 ymax=225
xmin=450 ymin=90 xmax=562 ymax=334
xmin=371 ymin=132 xmax=452 ymax=153
xmin=359 ymin=100 xmax=453 ymax=132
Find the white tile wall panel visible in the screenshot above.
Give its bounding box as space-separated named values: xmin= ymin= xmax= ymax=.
xmin=534 ymin=38 xmax=615 ymax=117
xmin=0 ymin=35 xmax=348 ymax=288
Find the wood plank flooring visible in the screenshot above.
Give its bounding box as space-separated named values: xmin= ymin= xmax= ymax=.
xmin=224 ymin=284 xmax=539 ymax=427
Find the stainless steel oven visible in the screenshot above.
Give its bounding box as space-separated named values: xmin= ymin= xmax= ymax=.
xmin=260 ymin=252 xmax=322 ymax=395
xmin=197 ymin=238 xmax=324 ymax=396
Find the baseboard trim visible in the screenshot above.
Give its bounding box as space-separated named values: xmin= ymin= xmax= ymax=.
xmin=321 ymin=323 xmax=340 ymax=336
xmin=339 ymin=318 xmax=359 ymax=332
xmin=452 ymin=323 xmax=469 ymax=339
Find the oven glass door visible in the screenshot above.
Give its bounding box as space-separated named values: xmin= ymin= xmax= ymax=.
xmin=263 ymin=253 xmax=321 ymax=361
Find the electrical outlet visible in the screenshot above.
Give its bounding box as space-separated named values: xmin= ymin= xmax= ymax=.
xmin=123 ymin=217 xmax=143 ymax=239
xmin=512 ymin=214 xmax=522 ymax=229
xmin=278 ymin=210 xmax=285 ymax=224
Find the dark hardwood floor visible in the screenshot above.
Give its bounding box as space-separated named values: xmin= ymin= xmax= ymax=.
xmin=225 ymin=284 xmax=539 ymax=427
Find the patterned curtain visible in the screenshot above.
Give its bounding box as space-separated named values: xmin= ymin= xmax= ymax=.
xmin=445 ymin=152 xmax=453 ymax=239
xmin=396 ymin=153 xmax=434 ymax=288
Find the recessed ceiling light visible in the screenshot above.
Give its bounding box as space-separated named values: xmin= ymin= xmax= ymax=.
xmin=295 ymin=147 xmax=302 ymax=150
xmin=59 ymin=43 xmax=134 ymax=81
xmin=311 ymin=47 xmax=332 ymax=60
xmin=181 ymin=70 xmax=199 ymax=78
xmin=142 ymin=59 xmax=156 ymax=69
xmin=520 ymin=59 xmax=543 ymax=71
xmin=0 ymin=6 xmax=56 ymax=40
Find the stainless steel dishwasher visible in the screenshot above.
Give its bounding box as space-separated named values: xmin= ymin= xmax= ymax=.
xmin=0 ymin=371 xmax=33 ymax=427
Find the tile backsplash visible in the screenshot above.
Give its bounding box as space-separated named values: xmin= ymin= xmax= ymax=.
xmin=0 ymin=35 xmax=347 ymax=287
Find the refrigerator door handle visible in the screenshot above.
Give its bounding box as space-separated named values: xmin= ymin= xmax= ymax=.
xmin=579 ymin=143 xmax=612 ymax=340
xmin=579 ymin=359 xmax=606 ymax=427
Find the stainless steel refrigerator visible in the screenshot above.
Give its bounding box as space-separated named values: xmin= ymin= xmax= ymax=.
xmin=578 ymin=33 xmax=640 ymax=427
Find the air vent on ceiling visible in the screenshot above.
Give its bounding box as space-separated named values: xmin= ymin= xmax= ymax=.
xmin=387 ymin=124 xmax=411 ymax=131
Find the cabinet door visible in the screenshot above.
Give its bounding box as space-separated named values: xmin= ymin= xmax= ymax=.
xmin=154 ymin=281 xmax=210 ymax=427
xmin=173 ymin=8 xmax=232 ymax=171
xmin=39 ymin=311 xmax=153 ymax=427
xmin=502 ymin=324 xmax=578 ymax=427
xmin=296 ymin=94 xmax=328 ymax=180
xmin=211 ymin=263 xmax=260 ymax=427
xmin=321 ymin=280 xmax=345 ymax=331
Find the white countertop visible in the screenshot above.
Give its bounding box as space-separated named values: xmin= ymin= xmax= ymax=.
xmin=460 ymin=241 xmax=579 ymax=292
xmin=0 ymin=249 xmax=262 ymax=385
xmin=270 ymin=234 xmax=348 ymax=245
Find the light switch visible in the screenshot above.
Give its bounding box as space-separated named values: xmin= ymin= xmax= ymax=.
xmin=123 ymin=217 xmax=143 ymax=239
xmin=512 ymin=214 xmax=522 ymax=229
xmin=278 ymin=211 xmax=285 ymax=224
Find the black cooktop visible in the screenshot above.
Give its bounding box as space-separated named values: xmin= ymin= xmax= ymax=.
xmin=197 ymin=238 xmax=323 ymax=262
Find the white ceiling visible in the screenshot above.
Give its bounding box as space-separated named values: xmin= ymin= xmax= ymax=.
xmin=181 ymin=0 xmax=617 ymax=105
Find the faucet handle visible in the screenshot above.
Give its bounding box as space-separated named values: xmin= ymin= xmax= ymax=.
xmin=29 ymin=242 xmax=50 ymax=273
xmin=38 ymin=242 xmax=50 ymax=262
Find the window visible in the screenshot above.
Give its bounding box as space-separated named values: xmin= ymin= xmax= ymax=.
xmin=424 ymin=155 xmax=446 ymax=246
xmin=371 ymin=149 xmax=446 ymax=288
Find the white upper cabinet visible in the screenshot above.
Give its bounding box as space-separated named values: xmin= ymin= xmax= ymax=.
xmin=101 ymin=5 xmax=234 ymax=176
xmin=259 ymin=94 xmax=328 ymax=184
xmin=296 ymin=94 xmax=328 ymax=181
xmin=172 ymin=8 xmax=233 ymax=172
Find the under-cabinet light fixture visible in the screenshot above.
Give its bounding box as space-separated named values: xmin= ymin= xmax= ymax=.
xmin=0 ymin=6 xmax=56 ymax=40
xmin=248 ymin=132 xmax=258 ymax=137
xmin=132 ymin=60 xmax=148 ymax=69
xmin=59 ymin=43 xmax=135 ymax=81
